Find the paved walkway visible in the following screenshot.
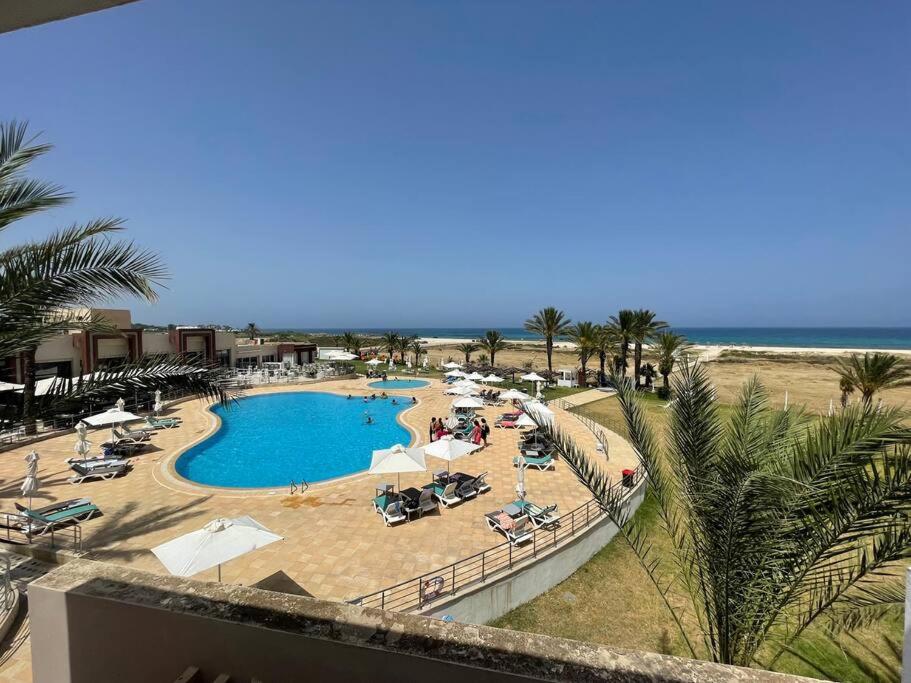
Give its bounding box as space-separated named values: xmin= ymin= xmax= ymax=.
xmin=559 ymin=388 xmax=617 ymax=407
xmin=0 ymin=377 xmax=640 ymax=680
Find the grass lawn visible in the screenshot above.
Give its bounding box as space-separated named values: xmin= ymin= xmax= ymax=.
xmin=493 ymin=393 xmax=902 ymax=682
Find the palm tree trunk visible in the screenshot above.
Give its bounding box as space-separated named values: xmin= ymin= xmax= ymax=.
xmin=620 ymin=342 xmax=628 ymax=376
xmin=22 ymin=347 xmax=37 ymax=436
xmin=634 ymin=343 xmax=643 ymax=388
xmin=662 ymin=372 xmax=670 ymax=391
xmin=546 ymin=337 xmax=553 ymax=374
xmin=599 ymin=351 xmax=606 ymax=386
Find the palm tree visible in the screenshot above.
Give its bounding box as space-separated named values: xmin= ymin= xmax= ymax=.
xmin=349 ymin=334 xmax=362 ymax=356
xmin=410 ymin=339 xmax=425 ymax=367
xmin=630 ymin=309 xmax=667 ymax=389
xmin=396 ymin=335 xmax=414 ymax=364
xmin=653 ymin=332 xmax=691 ymax=394
xmin=539 ymin=361 xmax=911 ymax=668
xmin=833 ymin=352 xmax=911 ymax=406
xmin=341 ymin=332 xmax=356 ymax=352
xmin=839 ymin=376 xmax=854 ymax=408
xmin=640 ymin=362 xmax=657 ymax=389
xmin=480 ymin=330 xmax=507 ymax=367
xmin=0 ymin=121 xmax=227 ymax=434
xmin=246 ymin=323 xmax=259 ymax=340
xmin=608 ymin=309 xmax=636 ymax=376
xmin=381 ymin=332 xmax=399 ymax=361
xmin=567 ymin=321 xmax=597 ymax=385
xmin=524 ymin=307 xmax=571 ymax=374
xmin=457 ymin=342 xmax=479 ymax=364
xmin=593 ymin=324 xmax=620 ymax=387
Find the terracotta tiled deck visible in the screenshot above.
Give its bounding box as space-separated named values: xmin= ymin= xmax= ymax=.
xmin=0 ymin=378 xmax=638 ymax=602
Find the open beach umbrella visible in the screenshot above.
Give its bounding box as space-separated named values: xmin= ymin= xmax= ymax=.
xmin=500 ymin=389 xmax=531 ymax=401
xmin=442 ymin=361 xmax=462 ymax=370
xmin=525 ymin=400 xmax=555 ymax=419
xmin=515 ymin=413 xmax=537 ymax=428
xmin=445 ymin=385 xmax=477 ymax=396
xmin=366 ymin=358 xmax=382 ymax=367
xmin=466 ymin=372 xmax=485 ymax=381
xmin=82 ymin=407 xmax=143 ymax=441
xmin=424 ymin=435 xmax=480 ymax=477
xmin=152 ymin=516 xmax=283 ymax=583
xmin=482 ymin=374 xmax=503 ymax=384
xmin=453 ymin=379 xmax=480 ymax=388
xmin=445 ymin=369 xmax=467 ymax=378
xmin=21 ymin=451 xmax=40 ymax=511
xmin=74 ymin=422 xmax=92 ymax=461
xmin=329 ymin=351 xmax=357 ymax=361
xmin=369 ymin=444 xmax=426 ymax=491
xmin=520 ymin=372 xmax=547 ymax=383
xmin=452 ymin=396 xmax=484 ymax=409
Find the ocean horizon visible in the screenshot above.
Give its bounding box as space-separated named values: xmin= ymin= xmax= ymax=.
xmin=264 ymin=327 xmax=911 ymax=351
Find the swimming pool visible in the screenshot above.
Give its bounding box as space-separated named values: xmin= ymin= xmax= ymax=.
xmin=367 ymin=379 xmax=430 ymax=390
xmin=175 ymin=392 xmax=412 ymax=488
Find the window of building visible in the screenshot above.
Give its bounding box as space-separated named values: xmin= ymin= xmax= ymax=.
xmin=215 ymin=349 xmax=231 ymax=367
xmin=235 ymin=357 xmax=258 ymax=369
xmin=35 ymin=360 xmax=73 ymax=379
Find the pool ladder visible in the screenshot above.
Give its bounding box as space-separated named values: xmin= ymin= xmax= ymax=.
xmin=289 ymin=479 xmax=309 ymax=495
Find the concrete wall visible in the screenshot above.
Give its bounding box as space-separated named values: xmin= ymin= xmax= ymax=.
xmin=34 ymin=334 xmax=78 ymax=364
xmin=29 ymin=559 xmax=807 ymax=683
xmin=420 ymin=477 xmax=647 ymax=625
xmin=141 ymin=331 xmax=172 ymax=354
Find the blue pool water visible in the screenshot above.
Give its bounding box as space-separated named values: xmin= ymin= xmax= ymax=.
xmin=175 ymin=392 xmax=412 ymax=488
xmin=367 ymin=379 xmax=430 ymax=389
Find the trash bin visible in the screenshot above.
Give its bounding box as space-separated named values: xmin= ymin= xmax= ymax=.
xmin=622 ymin=469 xmax=635 ymax=488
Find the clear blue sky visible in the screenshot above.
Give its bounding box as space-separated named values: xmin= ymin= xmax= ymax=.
xmin=2 ymin=0 xmax=909 ymax=328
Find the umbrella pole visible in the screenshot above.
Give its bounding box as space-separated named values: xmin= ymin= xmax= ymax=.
xmin=218 ymin=563 xmax=222 ymax=583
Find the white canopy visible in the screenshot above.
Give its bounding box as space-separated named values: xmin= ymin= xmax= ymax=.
xmin=482 ymin=374 xmax=503 ymax=383
xmin=445 ymin=385 xmax=477 ymax=396
xmin=465 ymin=372 xmax=485 ymax=381
xmin=328 ymin=351 xmax=357 ymax=361
xmin=515 ymin=413 xmax=538 ymax=428
xmin=525 ymin=401 xmax=555 ymax=424
xmin=521 ymin=372 xmax=547 ymax=382
xmin=424 ymin=436 xmax=481 ymax=463
xmin=0 ymin=381 xmax=24 ymax=392
xmin=452 ymin=396 xmax=484 ymax=409
xmin=500 ymin=389 xmax=531 ymax=400
xmin=370 ymin=444 xmax=426 ymax=490
xmin=445 ymin=370 xmax=467 ymax=378
xmin=152 ymin=516 xmax=282 ymax=582
xmin=366 ymin=358 xmax=383 ymax=366
xmin=453 ymin=379 xmax=480 ymax=389
xmin=81 ymin=408 xmax=142 ymax=427
xmin=442 ymin=362 xmax=462 ymax=370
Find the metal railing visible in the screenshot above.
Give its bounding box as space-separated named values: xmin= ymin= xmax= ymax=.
xmin=0 ymin=512 xmax=83 ymax=553
xmin=350 ymin=468 xmax=641 ymax=613
xmin=1 ymin=554 xmax=13 ymax=611
xmin=547 ymin=397 xmax=615 ymax=457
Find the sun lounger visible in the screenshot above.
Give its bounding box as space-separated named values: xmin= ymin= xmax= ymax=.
xmin=514 ymin=500 xmax=559 ymax=528
xmin=426 ymin=481 xmax=462 ymax=508
xmin=120 ymin=423 xmax=155 ymax=439
xmin=451 ymin=471 xmax=490 ymax=496
xmin=17 ymin=498 xmax=91 ymax=517
xmin=112 ymin=427 xmax=150 ymax=443
xmin=496 ymin=420 xmax=519 ymax=429
xmin=484 ymin=510 xmax=533 ymax=546
xmin=68 ymin=459 xmax=132 ymax=484
xmin=520 ymin=445 xmax=556 ymax=459
xmin=100 ymin=441 xmax=147 ymax=456
xmin=513 ymin=454 xmax=555 ymax=471
xmin=15 ymin=500 xmax=100 ymax=533
xmin=402 ymin=488 xmax=438 ymax=517
xmin=377 ymin=501 xmax=407 ymax=526
xmin=145 ymin=416 xmax=181 ymax=429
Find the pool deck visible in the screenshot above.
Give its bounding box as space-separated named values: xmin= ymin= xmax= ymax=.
xmin=0 ymin=377 xmax=639 ymax=603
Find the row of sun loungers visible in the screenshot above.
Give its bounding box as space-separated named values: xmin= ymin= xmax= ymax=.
xmin=373 ymin=472 xmax=490 ymax=526
xmin=485 ymin=499 xmax=560 ymax=545
xmin=6 ymin=497 xmax=102 ymax=536
xmin=66 ymin=457 xmax=133 ymax=484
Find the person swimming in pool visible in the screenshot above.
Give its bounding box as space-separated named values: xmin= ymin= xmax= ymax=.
xmin=411 ymin=396 xmax=417 ymax=404
xmin=364 ymin=412 xmax=373 ymax=425
xmin=381 ymin=392 xmax=388 ymax=399
xmin=347 ymin=394 xmax=352 ymax=399
xmin=391 ymin=398 xmax=398 ymax=405
xmin=370 ymin=393 xmax=377 ymax=400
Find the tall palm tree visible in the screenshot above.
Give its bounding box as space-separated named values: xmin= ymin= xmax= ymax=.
xmin=524 ymin=307 xmax=571 ymax=374
xmin=381 ymin=332 xmax=399 ymax=361
xmin=349 ymin=334 xmax=362 ymax=356
xmin=653 ymin=331 xmax=691 ymax=394
xmin=457 ymin=342 xmax=479 ymax=365
xmin=608 ymin=309 xmax=636 ymax=376
xmin=839 ymin=376 xmax=855 ymax=408
xmin=246 ymin=322 xmax=259 ymax=340
xmin=396 ymin=335 xmax=415 ymax=364
xmin=593 ymin=324 xmax=620 ymax=387
xmin=340 ymin=332 xmax=355 ymax=352
xmin=0 ymin=121 xmax=226 ymax=433
xmin=410 ymin=339 xmax=425 ymax=367
xmin=480 ymin=330 xmax=507 ymax=367
xmin=567 ymin=321 xmax=597 ymax=385
xmin=630 ymin=309 xmax=667 ymax=388
xmin=538 ymin=361 xmax=911 ymax=668
xmin=833 ymin=352 xmax=911 ymax=406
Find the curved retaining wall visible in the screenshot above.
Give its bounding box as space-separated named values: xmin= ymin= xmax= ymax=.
xmin=419 ymin=475 xmax=647 ymax=625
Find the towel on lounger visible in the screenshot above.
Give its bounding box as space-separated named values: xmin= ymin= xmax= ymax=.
xmin=495 ymin=512 xmax=515 ymax=530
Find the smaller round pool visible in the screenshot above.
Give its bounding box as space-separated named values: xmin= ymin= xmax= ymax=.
xmin=368 ymin=379 xmax=430 ymax=390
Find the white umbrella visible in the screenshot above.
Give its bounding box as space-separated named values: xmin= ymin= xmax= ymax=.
xmin=525 ymin=400 xmax=555 ymax=417
xmin=442 ymin=362 xmax=462 ymax=370
xmin=424 ymin=435 xmax=480 ymax=476
xmin=388 ymin=357 xmax=394 ymax=369
xmin=452 ymin=396 xmax=484 ymax=409
xmin=366 ymin=358 xmax=382 ymax=366
xmin=422 ymin=357 xmax=429 ymax=368
xmin=445 ymin=370 xmax=467 ymax=378
xmin=329 ymin=351 xmax=357 ymax=361
xmin=482 ymin=374 xmax=503 ymax=384
xmin=500 ymin=389 xmax=531 ymax=401
xmin=453 ymin=379 xmax=480 ymax=389
xmin=74 ymin=422 xmax=92 ymax=461
xmin=521 ymin=373 xmax=547 ymax=382
xmin=0 ymin=381 xmax=24 ymax=392
xmin=369 ymin=444 xmax=426 ymax=490
xmin=115 ymin=397 xmax=125 ymax=412
xmin=21 ymin=450 xmax=39 ymax=510
xmin=445 ymin=385 xmax=477 ymax=396
xmin=515 ymin=413 xmax=537 ymax=428
xmin=516 ymin=455 xmax=526 ymax=499
xmin=152 ymin=516 xmax=283 ymax=583
xmin=81 ymin=407 xmax=143 ymax=442
xmin=466 ymin=372 xmax=485 ymax=381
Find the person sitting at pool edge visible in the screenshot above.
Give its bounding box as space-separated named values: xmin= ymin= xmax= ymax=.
xmin=381 ymin=391 xmax=388 ymax=399
xmin=411 ymin=396 xmax=417 ymax=404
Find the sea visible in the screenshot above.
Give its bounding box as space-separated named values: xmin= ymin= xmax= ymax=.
xmin=279 ymin=327 xmax=911 ymax=351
